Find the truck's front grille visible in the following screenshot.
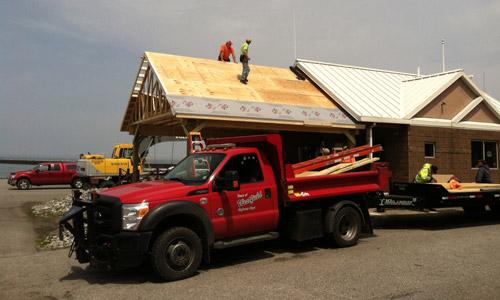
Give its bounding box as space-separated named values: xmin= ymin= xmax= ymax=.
xmin=89 ymin=196 xmax=122 ymax=234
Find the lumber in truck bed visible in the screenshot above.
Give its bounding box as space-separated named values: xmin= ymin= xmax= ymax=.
xmin=376 ymin=181 xmax=500 ymax=210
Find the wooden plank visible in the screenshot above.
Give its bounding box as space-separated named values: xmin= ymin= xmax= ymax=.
xmin=331 ymin=158 xmax=380 ymax=174
xmin=315 ymin=163 xmax=351 ymax=176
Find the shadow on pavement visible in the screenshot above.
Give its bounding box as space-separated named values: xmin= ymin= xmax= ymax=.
xmin=60 ymin=265 xmax=163 ymax=284
xmin=59 ymin=239 xmax=330 ymax=284
xmin=372 ymin=209 xmax=500 ymax=230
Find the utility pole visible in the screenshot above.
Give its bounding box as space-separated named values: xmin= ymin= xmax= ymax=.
xmin=441 ymin=40 xmax=445 ymax=72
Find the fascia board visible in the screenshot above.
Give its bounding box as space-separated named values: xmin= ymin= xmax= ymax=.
xmin=410 ymin=118 xmax=452 ymax=127
xmin=359 ymin=116 xmax=411 ymax=124
xmin=453 ymin=121 xmax=500 ymax=131
xmin=451 ymin=97 xmax=483 ymax=123
xmin=404 ymin=72 xmax=463 ymax=119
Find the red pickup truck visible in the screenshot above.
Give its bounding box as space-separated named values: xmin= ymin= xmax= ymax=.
xmin=8 ymin=162 xmax=82 ymax=190
xmin=60 ymin=134 xmax=390 ymax=281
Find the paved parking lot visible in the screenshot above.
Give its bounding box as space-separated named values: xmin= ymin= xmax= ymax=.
xmin=1 ymin=180 xmax=500 ymax=299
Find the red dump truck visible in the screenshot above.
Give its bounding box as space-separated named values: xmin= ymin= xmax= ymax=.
xmin=60 ymin=134 xmax=391 ymax=281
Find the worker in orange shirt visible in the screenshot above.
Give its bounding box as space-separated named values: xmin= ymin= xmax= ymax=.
xmin=218 ymin=41 xmax=237 ymax=63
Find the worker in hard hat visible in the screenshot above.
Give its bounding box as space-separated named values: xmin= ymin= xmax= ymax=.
xmin=414 ymin=163 xmax=438 ymax=183
xmin=239 ymin=39 xmax=252 ymax=84
xmin=218 ymin=41 xmax=237 ymax=63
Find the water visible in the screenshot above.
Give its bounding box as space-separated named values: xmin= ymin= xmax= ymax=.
xmin=0 ymin=163 xmax=38 ymax=178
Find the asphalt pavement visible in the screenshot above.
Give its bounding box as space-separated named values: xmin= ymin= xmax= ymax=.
xmin=1 ymin=180 xmax=500 ymax=299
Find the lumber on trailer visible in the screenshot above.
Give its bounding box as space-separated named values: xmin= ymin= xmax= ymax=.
xmin=433 ymin=182 xmax=500 ymax=191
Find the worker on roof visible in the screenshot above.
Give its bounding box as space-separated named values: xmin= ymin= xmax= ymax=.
xmin=476 ymin=160 xmax=493 ymax=183
xmin=239 ymin=39 xmax=252 ymax=84
xmin=414 ymin=163 xmax=438 ymax=184
xmin=218 ymin=41 xmax=237 ymax=63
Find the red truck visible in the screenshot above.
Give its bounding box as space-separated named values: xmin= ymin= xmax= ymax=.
xmin=60 ymin=134 xmax=390 ymax=281
xmin=8 ymin=162 xmax=82 ymax=190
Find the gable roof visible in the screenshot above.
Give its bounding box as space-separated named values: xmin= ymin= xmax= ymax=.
xmin=121 ymin=52 xmax=357 ymax=134
xmin=296 ymin=59 xmax=500 ymax=130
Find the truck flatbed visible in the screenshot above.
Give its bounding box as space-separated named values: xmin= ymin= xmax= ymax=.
xmin=377 ymin=181 xmax=500 ymax=210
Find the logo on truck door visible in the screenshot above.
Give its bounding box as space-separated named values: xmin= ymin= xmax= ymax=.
xmin=236 ymin=191 xmax=263 ymax=212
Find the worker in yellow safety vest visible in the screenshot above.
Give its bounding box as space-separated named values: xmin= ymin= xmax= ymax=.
xmin=414 ymin=163 xmax=438 ymax=183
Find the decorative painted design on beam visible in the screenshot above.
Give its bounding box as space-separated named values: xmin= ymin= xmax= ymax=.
xmin=166 ymin=95 xmax=355 ymax=125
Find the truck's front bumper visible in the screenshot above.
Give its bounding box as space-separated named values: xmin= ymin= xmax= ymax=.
xmin=7 ymin=177 xmax=16 ymax=186
xmin=89 ymin=231 xmax=152 ymax=269
xmin=59 ymin=191 xmax=152 ymax=270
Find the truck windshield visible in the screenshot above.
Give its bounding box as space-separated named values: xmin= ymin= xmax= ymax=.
xmin=165 ymin=153 xmax=226 ymax=185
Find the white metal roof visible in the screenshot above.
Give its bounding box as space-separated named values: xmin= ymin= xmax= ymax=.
xmin=296 ymin=59 xmax=416 ymax=120
xmin=296 ymin=59 xmax=500 ymax=128
xmin=401 ymin=70 xmax=463 ymax=118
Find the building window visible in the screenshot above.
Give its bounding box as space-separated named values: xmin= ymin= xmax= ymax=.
xmin=424 ymin=143 xmax=435 ymax=158
xmin=471 ymin=140 xmax=498 ymax=168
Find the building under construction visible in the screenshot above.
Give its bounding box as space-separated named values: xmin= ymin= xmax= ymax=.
xmin=121 ymin=52 xmax=500 ymax=182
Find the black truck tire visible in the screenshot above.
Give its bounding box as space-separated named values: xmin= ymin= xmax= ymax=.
xmin=71 ymin=178 xmax=84 ymax=189
xmin=326 ymin=206 xmax=362 ymax=247
xmin=16 ymin=178 xmax=31 ymax=190
xmin=489 ymin=205 xmax=500 ymax=215
xmin=151 ymin=227 xmax=202 ymax=281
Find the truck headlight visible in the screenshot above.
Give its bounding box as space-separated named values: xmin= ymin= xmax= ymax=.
xmin=122 ymin=202 xmax=149 ymax=230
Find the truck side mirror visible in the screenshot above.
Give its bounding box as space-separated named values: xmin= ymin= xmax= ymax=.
xmin=34 ymin=169 xmax=39 ymax=173
xmin=215 ymin=171 xmax=240 ymax=191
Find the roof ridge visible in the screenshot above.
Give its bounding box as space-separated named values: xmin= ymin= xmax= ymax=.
xmin=296 ymin=58 xmax=417 ymax=76
xmin=402 ymin=69 xmax=463 ymax=82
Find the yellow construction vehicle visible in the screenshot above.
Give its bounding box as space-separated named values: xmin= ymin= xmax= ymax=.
xmin=77 ymin=144 xmax=142 ymax=188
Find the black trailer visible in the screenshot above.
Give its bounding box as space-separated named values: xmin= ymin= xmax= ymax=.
xmin=376 ymin=182 xmax=500 ymax=214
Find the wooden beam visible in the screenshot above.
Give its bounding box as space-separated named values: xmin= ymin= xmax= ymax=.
xmin=138 ymin=124 xmax=185 ymax=137
xmin=198 ymin=119 xmax=353 ymax=135
xmin=131 ymin=112 xmax=174 ymax=126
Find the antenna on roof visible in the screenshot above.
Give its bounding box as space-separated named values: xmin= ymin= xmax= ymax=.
xmin=417 ymin=66 xmax=421 ymax=77
xmin=441 ymin=40 xmax=446 ymax=72
xmin=483 ymin=71 xmax=486 ymax=91
xmin=292 ymin=5 xmax=297 ymax=60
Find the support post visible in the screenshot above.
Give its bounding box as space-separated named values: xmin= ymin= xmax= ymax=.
xmin=366 ymin=123 xmax=376 ymax=158
xmin=132 ymin=128 xmax=143 ymax=183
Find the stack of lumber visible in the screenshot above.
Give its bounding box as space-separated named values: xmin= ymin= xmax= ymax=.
xmin=430 ymin=174 xmax=500 ymax=193
xmin=435 ymin=182 xmax=500 ymax=193
xmin=296 ymin=157 xmax=380 ymax=178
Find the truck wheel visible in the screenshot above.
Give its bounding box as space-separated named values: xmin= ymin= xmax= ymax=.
xmin=16 ymin=178 xmax=31 ymax=190
xmin=99 ymin=180 xmax=115 ymax=189
xmin=151 ymin=227 xmax=202 ymax=281
xmin=326 ymin=206 xmax=362 ymax=247
xmin=489 ymin=205 xmax=500 ymax=215
xmin=72 ymin=178 xmax=84 ymax=189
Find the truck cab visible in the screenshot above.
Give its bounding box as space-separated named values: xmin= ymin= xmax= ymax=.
xmin=61 ymin=134 xmax=389 ymax=281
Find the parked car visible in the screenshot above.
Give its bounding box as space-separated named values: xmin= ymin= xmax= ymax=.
xmin=8 ymin=162 xmax=81 ymax=190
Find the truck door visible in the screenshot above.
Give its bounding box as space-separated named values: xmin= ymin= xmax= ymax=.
xmin=46 ymin=163 xmax=63 ymax=184
xmin=33 ymin=163 xmax=50 ymax=185
xmin=210 ymin=152 xmax=279 ymax=239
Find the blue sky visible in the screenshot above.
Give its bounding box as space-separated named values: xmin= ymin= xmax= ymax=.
xmin=1 ymin=1 xmax=499 ymax=160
